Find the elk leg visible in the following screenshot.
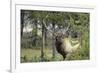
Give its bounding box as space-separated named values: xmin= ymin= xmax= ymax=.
xmin=63 ymin=55 xmax=66 ymax=60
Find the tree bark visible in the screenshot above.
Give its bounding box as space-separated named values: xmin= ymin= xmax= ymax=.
xmin=34 ymin=20 xmax=38 ymax=46
xmin=41 ymin=22 xmax=45 ymax=61
xmin=52 ymin=23 xmax=56 ymax=59
xmin=21 ymin=10 xmax=24 ymax=39
xmin=45 ymin=28 xmax=47 ymax=47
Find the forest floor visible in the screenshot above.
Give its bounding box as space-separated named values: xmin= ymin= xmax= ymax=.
xmin=21 ymin=48 xmax=63 ymax=63
xmin=21 ymin=47 xmax=89 ymax=63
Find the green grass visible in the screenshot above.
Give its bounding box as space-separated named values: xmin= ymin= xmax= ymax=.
xmin=21 ymin=48 xmax=63 ymax=63
xmin=21 ymin=47 xmax=89 ymax=63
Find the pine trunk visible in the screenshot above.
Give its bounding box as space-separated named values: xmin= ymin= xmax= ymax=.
xmin=41 ymin=22 xmax=45 ymax=61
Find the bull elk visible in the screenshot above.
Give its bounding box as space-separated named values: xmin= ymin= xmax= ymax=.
xmin=55 ymin=33 xmax=80 ymax=60
xmin=43 ymin=16 xmax=80 ymax=60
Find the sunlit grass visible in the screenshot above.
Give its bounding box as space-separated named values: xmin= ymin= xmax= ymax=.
xmin=21 ymin=47 xmax=89 ymax=63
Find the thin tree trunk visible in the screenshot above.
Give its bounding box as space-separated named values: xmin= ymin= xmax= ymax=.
xmin=21 ymin=10 xmax=24 ymax=39
xmin=41 ymin=22 xmax=45 ymax=61
xmin=52 ymin=23 xmax=56 ymax=59
xmin=45 ymin=28 xmax=47 ymax=47
xmin=34 ymin=20 xmax=38 ymax=46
